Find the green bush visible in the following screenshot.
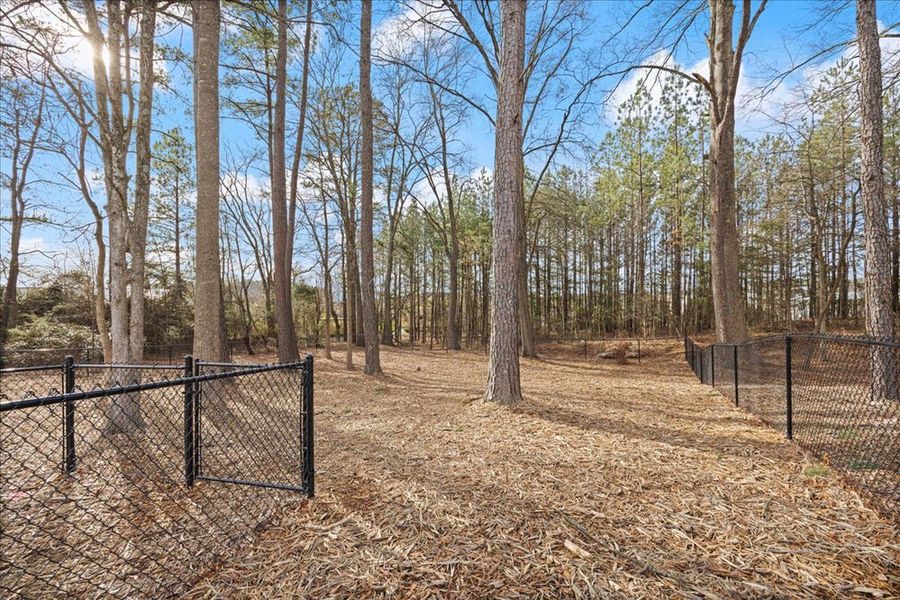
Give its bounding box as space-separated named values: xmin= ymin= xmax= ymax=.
xmin=6 ymin=316 xmax=93 ymax=349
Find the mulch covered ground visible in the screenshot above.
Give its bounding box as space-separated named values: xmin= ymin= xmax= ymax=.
xmin=188 ymin=341 xmax=898 ymax=599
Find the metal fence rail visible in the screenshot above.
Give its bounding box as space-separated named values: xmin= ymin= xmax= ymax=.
xmin=0 ymin=336 xmax=328 ymax=367
xmin=685 ymin=334 xmax=899 ymax=522
xmin=0 ymin=356 xmax=314 ymax=598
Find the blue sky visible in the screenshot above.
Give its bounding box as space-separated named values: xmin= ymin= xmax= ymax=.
xmin=2 ymin=0 xmax=898 ymax=284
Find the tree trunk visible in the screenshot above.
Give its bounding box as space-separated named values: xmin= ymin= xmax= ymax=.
xmin=0 ymin=195 xmax=22 ymax=343
xmin=0 ymin=80 xmax=45 ymax=342
xmin=344 ymin=240 xmax=356 ymax=369
xmin=359 ymin=0 xmax=382 ymax=374
xmin=383 ymin=227 xmax=397 ymax=345
xmin=287 ymin=0 xmax=314 ymax=302
xmin=322 ymin=195 xmax=334 ymax=360
xmin=83 ymin=0 xmax=152 ymax=433
xmin=272 ymin=0 xmax=299 ymax=362
xmin=484 ymin=0 xmax=525 ymax=405
xmin=447 ymin=243 xmax=461 ymax=350
xmin=128 ymin=0 xmax=156 ymax=364
xmin=192 ymin=0 xmax=227 ymax=362
xmin=518 ymin=261 xmax=537 ymax=356
xmin=73 ymin=115 xmax=112 ymax=361
xmin=857 ymin=0 xmax=898 ymax=397
xmin=707 ymin=0 xmax=751 ymax=344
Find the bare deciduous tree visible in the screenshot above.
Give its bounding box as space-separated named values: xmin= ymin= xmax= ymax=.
xmin=81 ymin=0 xmax=157 ymax=431
xmin=705 ymin=0 xmax=764 ymax=343
xmin=0 ymin=74 xmax=45 ymax=344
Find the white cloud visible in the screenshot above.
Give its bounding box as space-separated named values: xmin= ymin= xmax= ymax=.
xmin=373 ymin=0 xmax=459 ymax=62
xmin=221 ymin=170 xmax=270 ymax=203
xmin=606 ymin=41 xmax=887 ymax=134
xmin=469 ymin=166 xmax=492 ymax=181
xmin=602 ymin=50 xmax=773 ymax=127
xmin=800 ymin=24 xmax=900 ymax=89
xmin=20 ymin=237 xmax=45 ymax=253
xmin=606 ymin=50 xmax=761 ymax=125
xmin=409 ymin=168 xmax=448 ymax=208
xmin=759 ymin=23 xmax=900 ymax=127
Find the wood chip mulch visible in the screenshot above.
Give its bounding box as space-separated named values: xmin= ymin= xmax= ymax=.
xmin=186 ymin=342 xmax=898 ymax=599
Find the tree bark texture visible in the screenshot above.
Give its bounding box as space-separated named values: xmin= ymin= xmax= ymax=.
xmin=484 ymin=0 xmax=525 ymax=405
xmin=359 ymin=0 xmax=382 ymax=374
xmin=707 ymin=0 xmax=753 ymax=344
xmin=272 ymin=0 xmax=299 ymax=362
xmin=857 ymin=0 xmax=898 ymax=397
xmin=193 ymin=0 xmax=227 ymax=362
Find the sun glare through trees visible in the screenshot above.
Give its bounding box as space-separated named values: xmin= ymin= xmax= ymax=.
xmin=1 ymin=0 xmax=898 ymax=597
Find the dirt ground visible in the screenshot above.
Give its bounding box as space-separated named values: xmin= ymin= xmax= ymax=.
xmin=188 ymin=341 xmax=898 ymax=599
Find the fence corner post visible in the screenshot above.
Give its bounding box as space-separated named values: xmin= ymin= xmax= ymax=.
xmin=733 ymin=344 xmax=739 ymax=407
xmin=63 ymin=355 xmax=76 ymax=474
xmin=303 ymin=354 xmax=315 ymax=498
xmin=183 ymin=355 xmax=195 ymax=487
xmin=711 ymin=344 xmax=716 ymax=387
xmin=785 ymin=335 xmax=793 ymax=440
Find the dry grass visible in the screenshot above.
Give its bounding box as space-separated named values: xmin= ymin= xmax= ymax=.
xmin=186 ymin=342 xmax=898 ymax=599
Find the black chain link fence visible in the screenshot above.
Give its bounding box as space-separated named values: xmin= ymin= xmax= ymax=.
xmin=0 ymin=336 xmax=329 ymax=368
xmin=0 ymin=356 xmax=314 ymax=598
xmin=685 ymin=334 xmax=899 ymax=522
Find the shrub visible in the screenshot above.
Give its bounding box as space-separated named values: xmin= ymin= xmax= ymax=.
xmin=6 ymin=317 xmax=94 ymax=349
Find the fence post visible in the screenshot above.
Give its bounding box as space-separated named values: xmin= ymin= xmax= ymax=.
xmin=637 ymin=338 xmax=641 ymax=364
xmin=695 ymin=344 xmax=699 ymax=378
xmin=302 ymin=354 xmax=315 ymax=498
xmin=63 ymin=356 xmax=76 ymax=474
xmin=697 ymin=345 xmax=701 ymax=379
xmin=193 ymin=357 xmax=202 ymax=477
xmin=785 ymin=335 xmax=793 ymax=440
xmin=733 ymin=344 xmax=739 ymax=407
xmin=701 ymin=347 xmax=706 ymax=384
xmin=711 ymin=344 xmax=716 ymax=387
xmin=183 ymin=355 xmax=195 ymax=487
xmin=691 ymin=341 xmax=696 ymax=376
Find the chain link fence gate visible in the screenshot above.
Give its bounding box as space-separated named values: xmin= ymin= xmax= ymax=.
xmin=0 ymin=356 xmax=314 ymax=598
xmin=685 ymin=334 xmax=898 ymax=523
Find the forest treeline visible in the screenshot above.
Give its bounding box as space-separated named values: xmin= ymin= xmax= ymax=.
xmin=1 ymin=0 xmax=898 ymax=404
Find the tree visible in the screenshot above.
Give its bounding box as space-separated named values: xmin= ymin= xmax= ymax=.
xmin=287 ymin=0 xmax=315 ymax=313
xmin=408 ymin=75 xmax=467 ymax=351
xmin=193 ymin=0 xmax=227 ymax=361
xmin=385 ymin=1 xmax=597 ymax=358
xmin=483 ymin=0 xmax=525 ymax=405
xmin=375 ymin=63 xmax=424 ymax=345
xmin=359 ymin=0 xmax=382 ymax=374
xmin=306 ymin=40 xmax=364 ymax=367
xmin=632 ymin=0 xmax=766 ymax=343
xmin=150 ymin=127 xmax=194 ymax=303
xmin=271 ymin=0 xmax=300 ymax=362
xmin=80 ymin=0 xmax=157 ymax=432
xmin=0 ymin=73 xmax=45 ymax=344
xmin=856 ymin=0 xmax=897 ymax=396
xmin=705 ymin=0 xmax=765 ymax=343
